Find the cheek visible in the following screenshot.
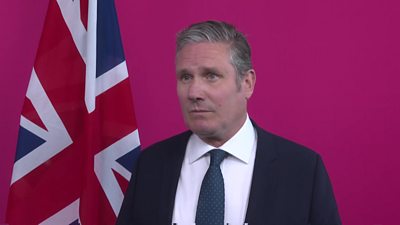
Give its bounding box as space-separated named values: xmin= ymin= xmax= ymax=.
xmin=212 ymin=95 xmax=234 ymax=114
xmin=216 ymin=92 xmax=246 ymax=112
xmin=177 ymin=86 xmax=186 ymax=102
xmin=176 ymin=84 xmax=182 ymax=96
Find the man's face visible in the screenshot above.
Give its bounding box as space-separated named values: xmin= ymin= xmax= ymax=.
xmin=176 ymin=42 xmax=255 ymax=146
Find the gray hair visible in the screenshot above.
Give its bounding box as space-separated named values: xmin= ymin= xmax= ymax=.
xmin=176 ymin=21 xmax=253 ymax=82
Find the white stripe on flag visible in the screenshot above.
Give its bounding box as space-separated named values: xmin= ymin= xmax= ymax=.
xmin=11 ymin=69 xmax=73 ymax=184
xmin=85 ymin=0 xmax=98 ymax=113
xmin=20 ymin=116 xmax=48 ymax=141
xmin=94 ymin=129 xmax=141 ymax=215
xmin=39 ymin=199 xmax=80 ymax=225
xmin=57 ymin=0 xmax=87 ymax=63
xmin=95 ymin=61 xmax=129 ymax=96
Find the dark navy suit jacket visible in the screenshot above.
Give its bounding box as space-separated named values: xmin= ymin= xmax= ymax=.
xmin=116 ymin=123 xmax=341 ymax=225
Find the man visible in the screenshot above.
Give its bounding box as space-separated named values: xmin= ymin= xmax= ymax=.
xmin=117 ymin=21 xmax=341 ymax=225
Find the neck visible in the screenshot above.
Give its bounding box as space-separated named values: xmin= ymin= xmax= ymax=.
xmin=198 ymin=115 xmax=248 ymax=147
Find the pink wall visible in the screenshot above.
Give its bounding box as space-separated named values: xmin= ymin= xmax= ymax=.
xmin=1 ymin=0 xmax=399 ymax=224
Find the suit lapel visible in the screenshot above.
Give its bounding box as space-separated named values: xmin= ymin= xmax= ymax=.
xmin=156 ymin=126 xmax=280 ymax=223
xmin=158 ymin=131 xmax=192 ymax=224
xmin=245 ymin=125 xmax=280 ymax=224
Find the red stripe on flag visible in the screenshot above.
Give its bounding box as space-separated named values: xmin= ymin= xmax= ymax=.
xmin=80 ymin=0 xmax=88 ymax=29
xmin=7 ymin=0 xmax=139 ymax=224
xmin=21 ymin=97 xmax=47 ymax=131
xmin=34 ymin=1 xmax=86 ymax=142
xmin=113 ymin=169 xmax=130 ymax=196
xmin=93 ymin=79 xmax=138 ymax=154
xmin=79 ymin=167 xmax=117 ymax=225
xmin=7 ymin=143 xmax=85 ymax=224
xmin=7 ymin=0 xmax=87 ymax=223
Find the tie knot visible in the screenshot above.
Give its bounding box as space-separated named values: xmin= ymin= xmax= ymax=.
xmin=209 ymin=149 xmax=227 ymax=167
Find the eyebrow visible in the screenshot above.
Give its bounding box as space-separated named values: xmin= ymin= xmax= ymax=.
xmin=201 ymin=67 xmax=220 ymax=75
xmin=176 ymin=66 xmax=221 ymax=75
xmin=176 ymin=68 xmax=191 ymax=76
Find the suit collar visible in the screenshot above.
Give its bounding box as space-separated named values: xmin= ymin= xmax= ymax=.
xmin=159 ymin=121 xmax=280 ymax=224
xmin=245 ymin=121 xmax=280 ymax=224
xmin=158 ymin=131 xmax=192 ymax=224
xmin=187 ymin=115 xmax=256 ymax=164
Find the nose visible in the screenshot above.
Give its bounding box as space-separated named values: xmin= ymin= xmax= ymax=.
xmin=187 ymin=78 xmax=204 ymax=102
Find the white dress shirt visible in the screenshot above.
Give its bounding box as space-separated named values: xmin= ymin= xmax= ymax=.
xmin=172 ymin=115 xmax=257 ymax=225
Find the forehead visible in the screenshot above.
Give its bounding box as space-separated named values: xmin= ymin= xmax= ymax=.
xmin=175 ymin=42 xmax=232 ymax=70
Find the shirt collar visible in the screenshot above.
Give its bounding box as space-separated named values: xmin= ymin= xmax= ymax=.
xmin=187 ymin=115 xmax=256 ymax=164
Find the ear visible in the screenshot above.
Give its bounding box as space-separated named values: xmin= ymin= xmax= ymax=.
xmin=242 ymin=69 xmax=256 ymax=99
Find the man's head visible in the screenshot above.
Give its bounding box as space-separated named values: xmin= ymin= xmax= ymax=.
xmin=175 ymin=21 xmax=256 ymax=147
xmin=176 ymin=21 xmax=253 ymax=87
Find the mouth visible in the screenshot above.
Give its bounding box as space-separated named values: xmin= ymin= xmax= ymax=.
xmin=190 ymin=109 xmax=211 ymax=113
xmin=188 ymin=108 xmax=213 ymax=115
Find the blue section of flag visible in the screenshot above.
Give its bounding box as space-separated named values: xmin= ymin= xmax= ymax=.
xmin=15 ymin=126 xmax=46 ymax=162
xmin=116 ymin=146 xmax=141 ymax=173
xmin=96 ymin=0 xmax=125 ymax=77
xmin=69 ymin=219 xmax=80 ymax=225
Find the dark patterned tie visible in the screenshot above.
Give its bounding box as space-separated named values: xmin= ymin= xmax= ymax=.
xmin=195 ymin=149 xmax=227 ymax=225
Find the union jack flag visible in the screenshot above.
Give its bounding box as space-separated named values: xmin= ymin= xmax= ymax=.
xmin=6 ymin=0 xmax=140 ymax=224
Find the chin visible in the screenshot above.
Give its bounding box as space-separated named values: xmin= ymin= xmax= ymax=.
xmin=188 ymin=124 xmax=216 ymax=137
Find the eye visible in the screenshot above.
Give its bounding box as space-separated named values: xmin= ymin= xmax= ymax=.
xmin=205 ymin=73 xmax=219 ymax=81
xmin=179 ymin=73 xmax=193 ymax=83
